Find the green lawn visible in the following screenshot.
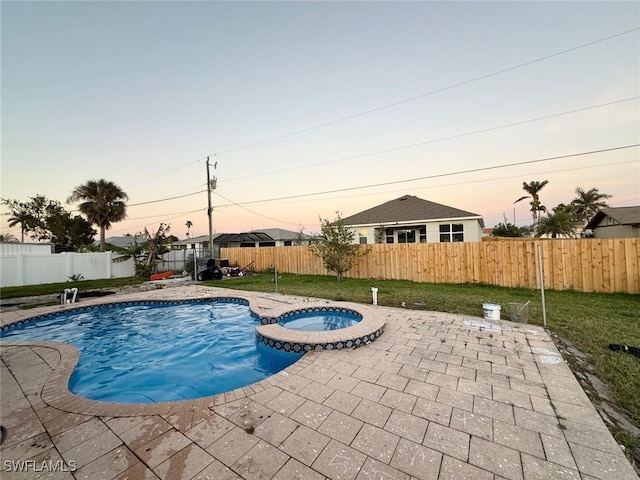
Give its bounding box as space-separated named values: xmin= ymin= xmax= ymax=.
xmin=0 ymin=276 xmax=146 ymax=299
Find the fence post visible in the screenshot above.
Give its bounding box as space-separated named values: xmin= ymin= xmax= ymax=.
xmin=537 ymin=244 xmax=547 ymax=328
xmin=18 ymin=253 xmax=24 ymax=286
xmin=66 ymin=252 xmax=73 ymax=280
xmin=106 ymin=251 xmax=112 ymax=278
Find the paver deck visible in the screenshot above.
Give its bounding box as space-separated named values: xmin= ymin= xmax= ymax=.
xmin=1 ymin=285 xmax=638 ymax=480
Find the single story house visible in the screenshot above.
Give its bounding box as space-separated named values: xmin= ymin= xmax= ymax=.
xmin=584 ymin=206 xmax=640 ymax=238
xmin=172 ymin=228 xmax=311 ymax=257
xmin=247 ymin=228 xmax=312 ymax=247
xmin=341 ymin=195 xmax=484 ymax=244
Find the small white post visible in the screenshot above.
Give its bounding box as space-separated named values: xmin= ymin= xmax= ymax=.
xmin=371 ymin=287 xmax=378 ymax=305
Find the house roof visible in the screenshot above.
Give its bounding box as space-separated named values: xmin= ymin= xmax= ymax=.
xmin=341 ymin=195 xmax=483 ymax=226
xmin=172 ymin=234 xmax=220 ymax=246
xmin=173 ymin=229 xmax=310 ymax=245
xmin=103 ymin=236 xmax=141 ymax=248
xmin=249 ymin=228 xmax=310 ymax=241
xmin=585 ymin=206 xmax=640 ymax=229
xmin=215 ymin=232 xmax=274 ymax=243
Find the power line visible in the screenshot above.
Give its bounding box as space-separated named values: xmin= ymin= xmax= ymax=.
xmin=112 ymin=27 xmax=638 ymax=190
xmin=214 ymin=192 xmax=303 ymax=226
xmin=215 ymin=144 xmax=640 ymax=207
xmin=125 ymin=157 xmax=637 ymax=232
xmin=123 ymin=158 xmax=204 ymax=190
xmin=108 ymin=209 xmax=205 ymax=236
xmin=243 ymin=159 xmax=638 ymax=208
xmin=125 ymin=209 xmax=204 ymax=221
xmin=224 ymin=96 xmax=639 ymax=182
xmin=209 ymin=27 xmax=639 ymax=157
xmin=2 ymin=156 xmax=636 ymax=237
xmin=128 ymin=189 xmax=206 ymax=207
xmin=122 ymin=96 xmax=639 ymax=207
xmin=104 ymin=158 xmax=636 ymax=229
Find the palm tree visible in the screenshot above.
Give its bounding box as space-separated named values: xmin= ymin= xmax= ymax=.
xmin=67 ymin=180 xmax=129 ymax=252
xmin=514 ymin=180 xmax=549 ymax=231
xmin=570 ymin=187 xmax=612 ymax=224
xmin=7 ymin=206 xmax=32 ymax=242
xmin=185 ymin=220 xmax=193 ymax=239
xmin=535 ymin=210 xmax=576 ymax=238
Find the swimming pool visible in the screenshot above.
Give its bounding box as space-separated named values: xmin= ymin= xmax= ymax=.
xmin=1 ymin=299 xmax=303 ymax=403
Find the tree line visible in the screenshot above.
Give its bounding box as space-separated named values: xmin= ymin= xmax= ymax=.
xmin=494 ymin=182 xmax=611 ymax=238
xmin=1 ymin=179 xmax=179 ymax=277
xmin=2 ymin=179 xmax=129 ymax=251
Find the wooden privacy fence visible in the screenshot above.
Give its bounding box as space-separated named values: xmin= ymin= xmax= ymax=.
xmin=221 ymin=238 xmax=640 ymax=294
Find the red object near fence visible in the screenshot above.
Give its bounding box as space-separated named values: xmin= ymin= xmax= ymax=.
xmin=150 ymin=271 xmax=173 ymax=281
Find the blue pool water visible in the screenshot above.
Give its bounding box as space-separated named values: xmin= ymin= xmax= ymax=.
xmin=1 ymin=300 xmax=302 ymax=403
xmin=280 ymin=311 xmax=361 ymax=331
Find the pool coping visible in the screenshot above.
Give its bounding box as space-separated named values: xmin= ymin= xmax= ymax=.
xmin=0 ymin=286 xmax=385 ymax=417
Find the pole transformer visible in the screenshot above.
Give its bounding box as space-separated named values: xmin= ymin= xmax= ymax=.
xmin=206 ymin=157 xmax=217 ymax=259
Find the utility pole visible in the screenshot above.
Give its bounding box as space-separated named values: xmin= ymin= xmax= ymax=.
xmin=206 ymin=157 xmax=217 ymax=259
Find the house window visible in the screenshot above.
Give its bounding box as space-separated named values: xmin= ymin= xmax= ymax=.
xmin=439 ymin=224 xmax=464 ymax=242
xmin=359 ymin=229 xmax=368 ymax=245
xmin=259 ymin=241 xmax=276 ymax=247
xmin=397 ymin=229 xmax=416 ymax=243
xmin=386 ymin=228 xmax=394 ymax=244
xmin=419 ymin=226 xmax=427 ymax=243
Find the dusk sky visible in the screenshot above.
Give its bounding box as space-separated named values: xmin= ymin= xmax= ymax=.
xmin=2 ymin=1 xmax=638 ymax=240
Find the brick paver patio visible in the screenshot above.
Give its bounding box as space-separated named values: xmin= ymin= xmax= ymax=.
xmin=1 ymin=285 xmax=637 ymax=479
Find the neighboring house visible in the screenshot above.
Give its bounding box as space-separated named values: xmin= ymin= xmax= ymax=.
xmin=216 ymin=229 xmax=310 ymax=248
xmin=172 ymin=229 xmax=311 ymax=257
xmin=584 ymin=206 xmax=640 ymax=238
xmin=103 ymin=236 xmax=141 ymax=249
xmin=341 ymin=195 xmax=484 ymax=244
xmin=248 ymin=228 xmax=312 ymax=246
xmin=172 ymin=234 xmax=212 ymax=251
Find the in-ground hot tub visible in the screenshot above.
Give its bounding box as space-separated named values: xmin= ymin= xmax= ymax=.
xmin=255 ymin=306 xmax=384 ymax=353
xmin=278 ymin=309 xmax=362 ymax=331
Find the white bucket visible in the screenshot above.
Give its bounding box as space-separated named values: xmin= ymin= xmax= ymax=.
xmin=482 ymin=303 xmax=501 ymax=320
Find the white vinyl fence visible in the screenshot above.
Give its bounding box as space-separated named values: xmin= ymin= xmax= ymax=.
xmin=0 ymin=252 xmax=135 ymax=288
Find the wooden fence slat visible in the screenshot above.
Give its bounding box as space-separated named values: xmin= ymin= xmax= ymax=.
xmin=626 ymin=238 xmax=639 ymax=293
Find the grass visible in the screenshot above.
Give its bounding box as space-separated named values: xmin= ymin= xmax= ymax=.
xmin=209 ymin=272 xmax=640 ymax=451
xmin=0 ymin=276 xmax=146 ymax=299
xmin=2 ymin=273 xmax=638 ymax=454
